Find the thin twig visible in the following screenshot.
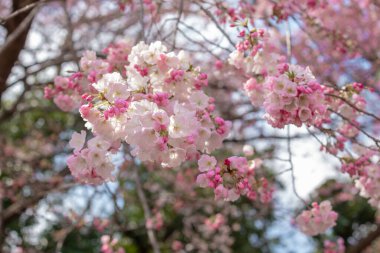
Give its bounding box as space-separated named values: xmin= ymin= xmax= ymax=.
xmin=172 ymin=0 xmax=184 ymax=50
xmin=329 ymin=108 xmax=380 ymax=148
xmin=138 ymin=0 xmax=145 ymax=42
xmin=275 ymin=168 xmax=292 ymax=176
xmin=0 ymin=1 xmax=44 ymax=25
xmin=177 ymin=28 xmax=221 ymax=59
xmin=286 ymin=20 xmax=292 ymax=61
xmin=307 ymin=128 xmax=325 ymax=147
xmin=105 ymin=183 xmax=122 ymax=213
xmin=326 ymin=93 xmax=380 ymax=121
xmin=179 ymin=21 xmax=232 ymax=52
xmin=287 ymin=126 xmax=308 ymax=206
xmin=225 ymin=133 xmax=310 ymax=143
xmin=134 ymin=167 xmax=161 ymax=253
xmin=197 ymin=4 xmax=235 ymax=47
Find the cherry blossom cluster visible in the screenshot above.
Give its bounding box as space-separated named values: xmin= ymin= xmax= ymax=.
xmin=93 ymin=218 xmax=110 ymax=232
xmin=243 ymin=78 xmax=266 ymax=107
xmin=295 ymin=201 xmax=338 ymax=236
xmin=271 ymin=0 xmax=331 ymax=22
xmin=196 ymin=155 xmax=273 ymax=202
xmin=323 ymin=141 xmax=380 ymax=210
xmin=44 ymin=74 xmax=84 ymax=112
xmin=102 ymin=40 xmax=134 ymax=72
xmin=49 ymin=41 xmax=230 ymax=183
xmin=241 ymin=62 xmax=328 ymax=128
xmin=81 ymin=41 xmax=132 ymax=82
xmin=228 ymin=27 xmax=284 ymax=77
xmin=214 ymin=1 xmax=256 ymax=25
xmin=177 ymin=212 xmax=234 ymax=253
xmin=341 ymin=149 xmax=376 ymax=177
xmin=67 ymin=131 xmax=116 ymax=184
xmin=101 ymin=235 xmax=125 ymax=253
xmin=262 ymin=64 xmax=327 ymax=128
xmin=213 ymin=0 xmax=290 ymax=26
xmin=44 ymin=41 xmax=133 ymax=112
xmin=323 ymin=238 xmax=345 ymax=253
xmin=204 ymin=213 xmax=225 ymax=231
xmin=228 ymin=25 xmax=328 ymax=128
xmin=355 ymin=162 xmax=380 ymax=209
xmin=146 ymin=212 xmax=164 ymax=231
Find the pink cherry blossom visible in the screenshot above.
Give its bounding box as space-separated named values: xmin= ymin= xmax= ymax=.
xmin=323 ymin=238 xmax=345 ymax=253
xmin=69 ymin=130 xmax=86 ymax=154
xmin=198 ymin=155 xmax=217 ymax=172
xmin=295 ymin=201 xmax=338 ymax=236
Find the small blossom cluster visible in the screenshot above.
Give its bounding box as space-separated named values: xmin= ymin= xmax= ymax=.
xmin=262 ymin=64 xmax=327 ymax=128
xmin=295 ymin=201 xmax=338 ymax=236
xmin=93 ymin=217 xmax=110 ymax=232
xmin=272 ymin=2 xmax=292 ymax=21
xmin=228 ymin=26 xmax=327 ymax=128
xmin=341 ymin=150 xmax=376 ymax=176
xmin=49 ymin=41 xmax=230 ymax=183
xmin=180 ymin=212 xmax=234 ymax=253
xmin=196 ymin=155 xmax=273 ymax=202
xmin=44 ymin=74 xmax=84 ymax=112
xmin=214 ymin=1 xmax=256 ymax=25
xmin=67 ymin=131 xmax=116 ymax=184
xmin=101 ymin=235 xmax=125 ymax=253
xmin=204 ymin=213 xmax=225 ymax=231
xmin=243 ymin=78 xmax=265 ymax=107
xmin=325 ymin=84 xmax=367 ymax=139
xmin=355 ymin=163 xmax=380 ymax=209
xmin=45 ymin=42 xmax=133 ymax=112
xmin=228 ymin=27 xmax=284 ymax=77
xmin=118 ymin=0 xmax=157 ymax=15
xmin=102 ymin=40 xmax=133 ymax=72
xmin=146 ymin=212 xmax=164 ymax=230
xmin=338 ymin=145 xmax=380 ymax=209
xmin=323 ymin=238 xmax=345 ymax=253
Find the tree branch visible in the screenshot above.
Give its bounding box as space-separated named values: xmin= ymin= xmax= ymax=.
xmin=134 ymin=167 xmax=161 ymax=253
xmin=347 ymin=224 xmax=380 ymax=253
xmin=0 ymin=0 xmax=39 ymax=105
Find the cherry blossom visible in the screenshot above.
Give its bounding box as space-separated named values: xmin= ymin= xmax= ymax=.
xmin=6 ymin=0 xmax=380 ymax=252
xmin=323 ymin=238 xmax=345 ymax=253
xmin=49 ymin=41 xmax=231 ymax=183
xmin=196 ymin=156 xmax=273 ymax=202
xmin=295 ymin=201 xmax=338 ymax=236
xmin=67 ymin=135 xmax=115 ymax=184
xmin=100 ymin=235 xmax=125 ymax=253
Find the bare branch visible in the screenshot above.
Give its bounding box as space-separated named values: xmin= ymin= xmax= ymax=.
xmin=134 ymin=167 xmax=161 ymax=253
xmin=197 ymin=3 xmax=235 ymax=47
xmin=0 ymin=1 xmax=44 ymax=25
xmin=287 ymin=126 xmax=308 ymax=206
